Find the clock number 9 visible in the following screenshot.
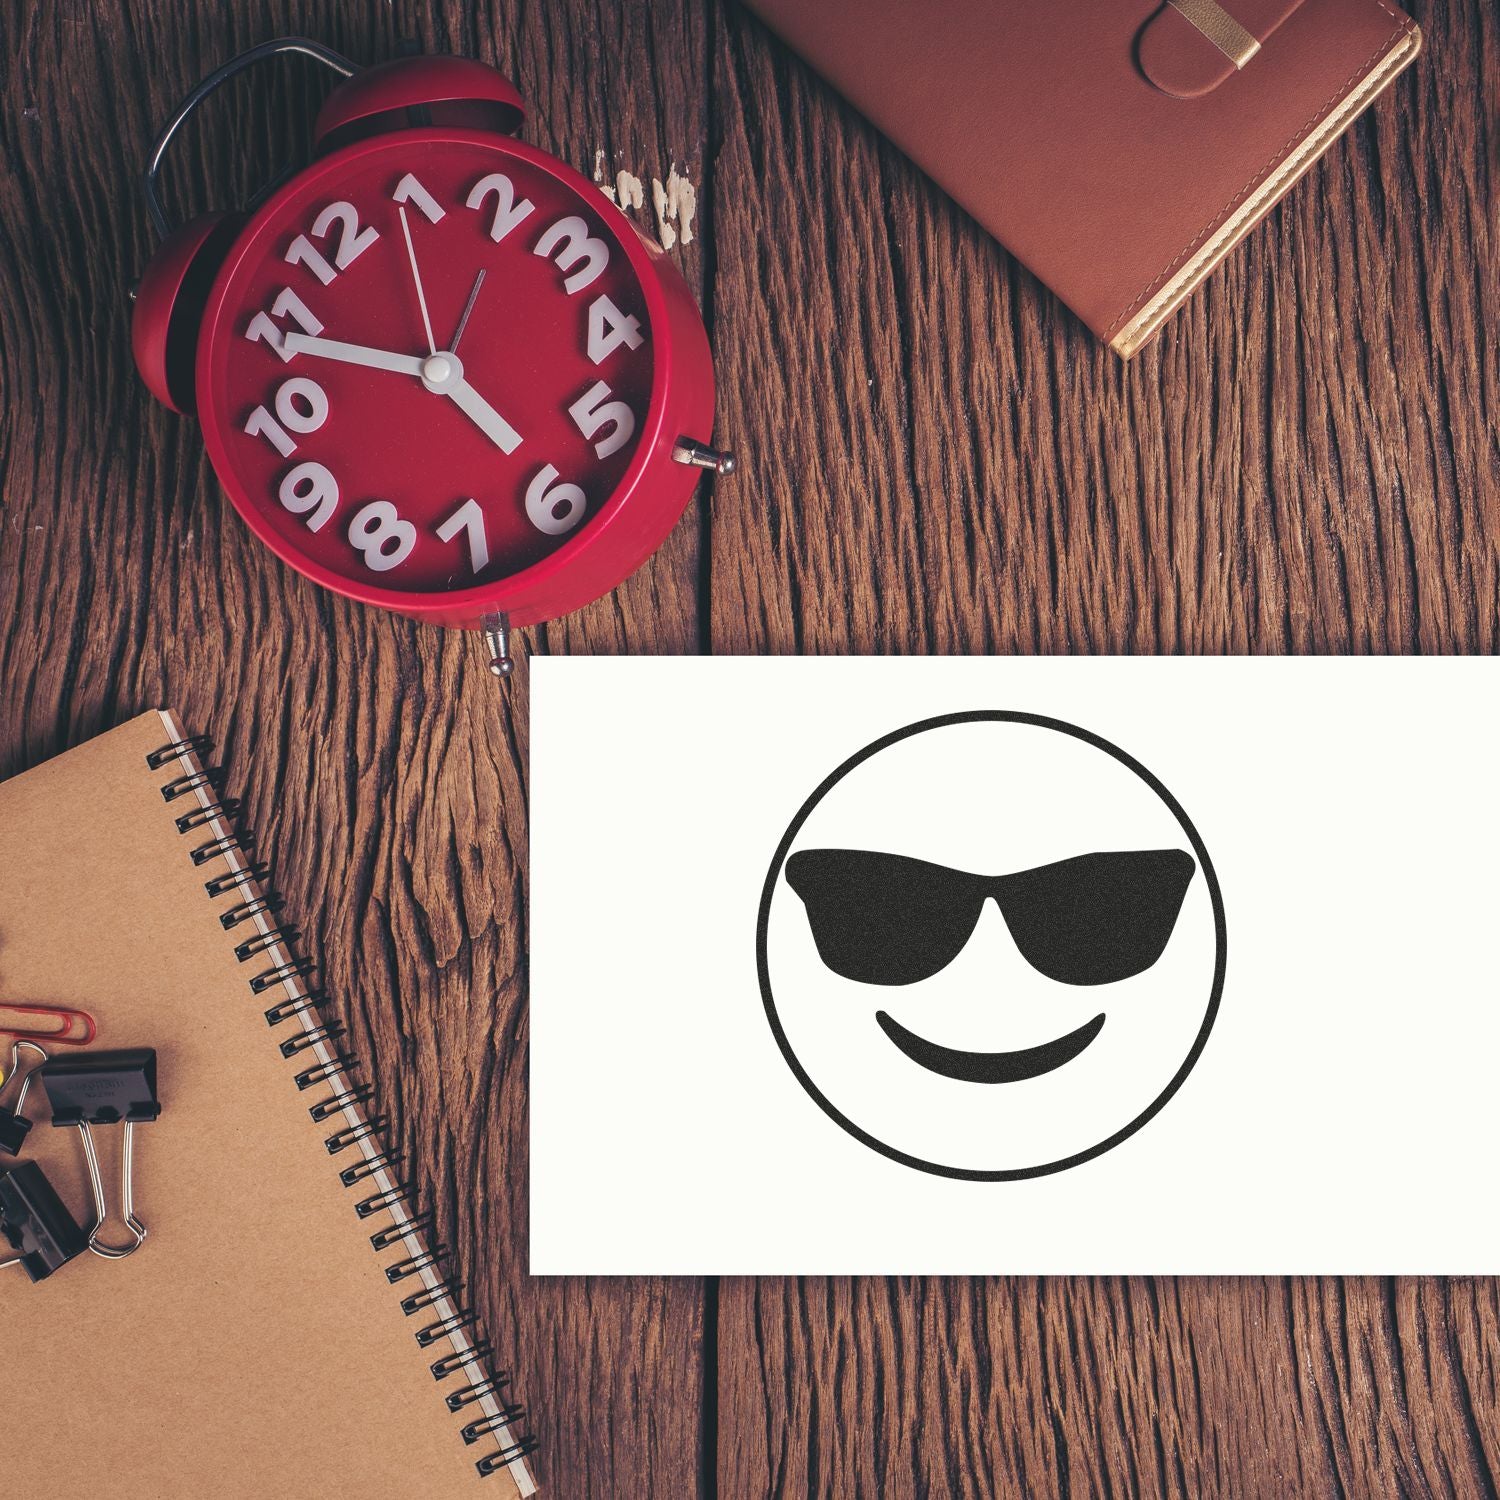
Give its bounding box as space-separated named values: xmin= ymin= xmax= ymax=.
xmin=348 ymin=500 xmax=417 ymax=573
xmin=526 ymin=465 xmax=587 ymax=537
xmin=278 ymin=461 xmax=339 ymax=532
xmin=243 ymin=376 xmax=329 ymax=459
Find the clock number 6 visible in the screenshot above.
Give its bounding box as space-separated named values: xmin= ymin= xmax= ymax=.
xmin=525 ymin=465 xmax=587 ymax=537
xmin=244 ymin=376 xmax=329 ymax=459
xmin=568 ymin=381 xmax=635 ymax=460
xmin=348 ymin=500 xmax=417 ymax=573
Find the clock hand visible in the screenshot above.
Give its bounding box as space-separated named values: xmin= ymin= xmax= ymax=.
xmin=413 ymin=347 xmax=522 ymax=454
xmin=442 ymin=373 xmax=523 ymax=455
xmin=282 ymin=334 xmax=426 ymax=375
xmin=449 ymin=269 xmax=486 ymax=356
xmin=397 ymin=203 xmax=438 ymax=356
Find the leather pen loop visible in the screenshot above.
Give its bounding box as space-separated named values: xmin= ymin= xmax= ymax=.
xmin=1167 ymin=0 xmax=1261 ymax=68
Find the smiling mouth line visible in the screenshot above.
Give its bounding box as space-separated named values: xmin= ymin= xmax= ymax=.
xmin=874 ymin=1011 xmax=1107 ymax=1084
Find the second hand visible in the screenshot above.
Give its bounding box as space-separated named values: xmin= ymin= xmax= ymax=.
xmin=449 ymin=269 xmax=486 ymax=355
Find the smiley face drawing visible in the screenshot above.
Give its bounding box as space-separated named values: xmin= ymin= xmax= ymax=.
xmin=756 ymin=712 xmax=1227 ymax=1180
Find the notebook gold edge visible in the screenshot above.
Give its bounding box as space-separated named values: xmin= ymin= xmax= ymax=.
xmin=1109 ymin=21 xmax=1422 ymax=358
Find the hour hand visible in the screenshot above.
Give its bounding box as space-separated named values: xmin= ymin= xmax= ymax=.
xmin=282 ymin=334 xmax=426 ymax=376
xmin=444 ymin=376 xmax=524 ymax=455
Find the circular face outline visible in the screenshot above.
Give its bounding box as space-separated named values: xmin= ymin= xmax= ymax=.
xmin=196 ymin=129 xmax=676 ymax=619
xmin=755 ymin=710 xmax=1228 ymax=1182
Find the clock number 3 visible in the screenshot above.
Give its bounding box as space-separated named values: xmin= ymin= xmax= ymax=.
xmin=534 ymin=216 xmax=608 ymax=294
xmin=568 ymin=381 xmax=635 ymax=460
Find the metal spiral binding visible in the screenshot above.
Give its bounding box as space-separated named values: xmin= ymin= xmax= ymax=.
xmin=293 ymin=1053 xmax=357 ymax=1089
xmin=401 ymin=1277 xmax=464 ymax=1316
xmin=176 ymin=797 xmax=242 ymax=834
xmin=249 ymin=957 xmax=315 ymax=994
xmin=373 ymin=1210 xmax=435 ymax=1253
xmin=416 ymin=1311 xmax=480 ymax=1348
xmin=339 ymin=1148 xmax=401 ymax=1187
xmin=308 ymin=1084 xmax=374 ymax=1123
xmin=265 ymin=991 xmax=324 ymax=1027
xmin=220 ymin=891 xmax=280 ymax=929
xmin=146 ymin=732 xmax=537 ymax=1484
xmin=235 ymin=925 xmax=300 ymax=962
xmin=282 ymin=1022 xmax=345 ymax=1058
xmin=355 ymin=1182 xmax=414 ymax=1219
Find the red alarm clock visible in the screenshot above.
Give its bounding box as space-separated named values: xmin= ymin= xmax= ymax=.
xmin=132 ymin=39 xmax=732 ymax=675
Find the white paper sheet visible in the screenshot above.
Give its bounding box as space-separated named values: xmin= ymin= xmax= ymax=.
xmin=530 ymin=656 xmax=1499 ymax=1273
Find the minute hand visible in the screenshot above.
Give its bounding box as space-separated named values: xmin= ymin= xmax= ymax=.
xmin=283 ymin=335 xmax=426 ymax=376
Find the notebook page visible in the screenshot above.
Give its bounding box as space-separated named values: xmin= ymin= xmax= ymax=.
xmin=0 ymin=711 xmax=531 ymax=1498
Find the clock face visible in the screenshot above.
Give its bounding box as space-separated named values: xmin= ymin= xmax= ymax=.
xmin=197 ymin=132 xmax=659 ymax=604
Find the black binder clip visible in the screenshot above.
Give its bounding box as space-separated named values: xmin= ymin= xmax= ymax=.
xmin=0 ymin=1041 xmax=48 ymax=1155
xmin=42 ymin=1048 xmax=161 ymax=1259
xmin=0 ymin=1162 xmax=88 ymax=1281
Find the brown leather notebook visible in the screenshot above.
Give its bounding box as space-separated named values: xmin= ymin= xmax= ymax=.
xmin=0 ymin=713 xmax=536 ymax=1497
xmin=743 ymin=0 xmax=1420 ymax=354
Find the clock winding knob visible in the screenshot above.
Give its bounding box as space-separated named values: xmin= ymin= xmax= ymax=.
xmin=672 ymin=438 xmax=736 ymax=476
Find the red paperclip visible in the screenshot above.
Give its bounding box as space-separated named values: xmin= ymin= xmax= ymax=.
xmin=0 ymin=1002 xmax=97 ymax=1046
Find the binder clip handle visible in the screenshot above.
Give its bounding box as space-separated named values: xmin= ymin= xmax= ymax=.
xmin=76 ymin=1116 xmax=148 ymax=1258
xmin=41 ymin=1049 xmax=161 ymax=1260
xmin=0 ymin=1041 xmax=49 ymax=1156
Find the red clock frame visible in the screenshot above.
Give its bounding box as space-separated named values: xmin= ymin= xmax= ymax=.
xmin=133 ymin=42 xmax=731 ymax=647
xmin=197 ymin=132 xmax=714 ymax=629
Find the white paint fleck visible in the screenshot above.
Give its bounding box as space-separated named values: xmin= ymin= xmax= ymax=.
xmin=614 ymin=171 xmax=645 ymax=212
xmin=651 ymin=164 xmax=697 ymax=250
xmin=593 ymin=150 xmax=698 ymax=253
xmin=592 ymin=150 xmax=644 ymax=212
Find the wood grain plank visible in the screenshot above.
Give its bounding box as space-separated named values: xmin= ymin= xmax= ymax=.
xmin=709 ymin=0 xmax=1500 ymax=1495
xmin=0 ymin=2 xmax=715 ymax=1494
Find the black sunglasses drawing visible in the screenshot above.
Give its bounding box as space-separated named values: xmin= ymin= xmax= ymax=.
xmin=756 ymin=709 xmax=1228 ymax=1182
xmin=785 ymin=846 xmax=1197 ymax=1085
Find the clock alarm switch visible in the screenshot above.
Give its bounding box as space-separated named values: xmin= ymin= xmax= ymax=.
xmin=0 ymin=1041 xmax=49 ymax=1156
xmin=0 ymin=1161 xmax=89 ymax=1282
xmin=672 ymin=438 xmax=736 ymax=475
xmin=42 ymin=1048 xmax=162 ymax=1260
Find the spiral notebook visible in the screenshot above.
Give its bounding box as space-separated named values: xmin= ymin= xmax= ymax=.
xmin=0 ymin=711 xmax=536 ymax=1497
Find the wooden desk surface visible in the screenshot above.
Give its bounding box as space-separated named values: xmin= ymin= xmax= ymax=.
xmin=2 ymin=2 xmax=1496 ymax=1494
